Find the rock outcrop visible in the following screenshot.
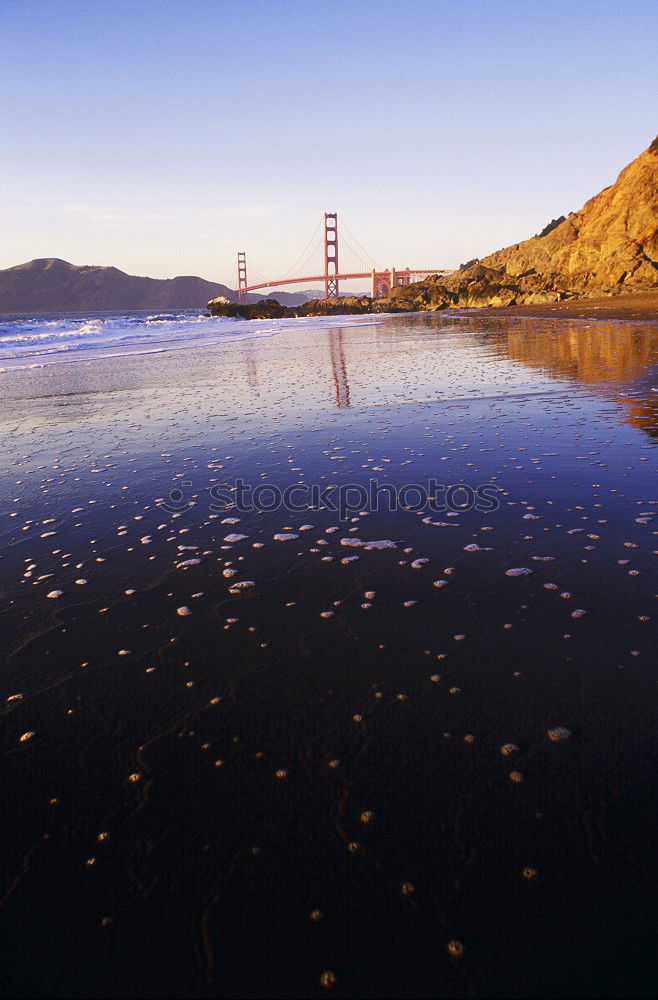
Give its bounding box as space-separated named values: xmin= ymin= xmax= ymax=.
xmin=207 ymin=295 xmax=374 ymax=319
xmin=380 ymin=134 xmax=658 ymax=310
xmin=483 ymin=135 xmax=658 ymax=293
xmin=206 ymin=298 xmax=292 ymax=319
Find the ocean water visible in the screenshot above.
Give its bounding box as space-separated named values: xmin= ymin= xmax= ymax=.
xmin=0 ymin=309 xmax=383 ymax=371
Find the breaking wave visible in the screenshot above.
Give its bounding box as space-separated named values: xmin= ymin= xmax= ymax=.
xmin=0 ymin=309 xmax=383 ymax=372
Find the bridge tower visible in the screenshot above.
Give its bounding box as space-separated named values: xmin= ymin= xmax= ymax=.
xmin=370 ymin=267 xmax=415 ymax=298
xmin=371 ymin=269 xmax=394 ymax=298
xmin=237 ymin=251 xmax=248 ymax=304
xmin=324 ymin=213 xmax=339 ymax=298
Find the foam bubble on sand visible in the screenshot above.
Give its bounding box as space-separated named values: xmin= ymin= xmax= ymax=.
xmin=547 ymin=726 xmax=571 ymax=741
xmin=224 ymin=533 xmax=247 ymax=542
xmin=177 ymin=606 xmax=192 ymax=616
xmin=433 ymin=580 xmax=447 ymax=588
xmin=337 ymin=537 xmax=397 ymax=550
xmin=229 ymin=580 xmax=255 ymax=592
xmin=506 ymin=567 xmax=533 ymax=577
xmin=274 ymin=533 xmax=299 ymax=541
xmin=411 ymin=558 xmax=429 ymax=568
xmin=178 ymin=558 xmax=201 ymax=568
xmin=47 ymin=590 xmax=63 ymax=598
xmin=464 ymin=544 xmax=492 ymax=552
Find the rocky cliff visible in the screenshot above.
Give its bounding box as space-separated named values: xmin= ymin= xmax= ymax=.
xmin=383 ymin=134 xmax=658 ymax=310
xmin=485 ymin=136 xmax=658 ymax=291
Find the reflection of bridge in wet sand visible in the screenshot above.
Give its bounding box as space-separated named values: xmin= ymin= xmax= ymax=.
xmin=327 ymin=329 xmax=350 ymax=408
xmin=240 ymin=324 xmax=351 ymax=408
xmin=239 ymin=312 xmax=658 ymax=433
xmin=325 ymin=316 xmax=658 ymax=422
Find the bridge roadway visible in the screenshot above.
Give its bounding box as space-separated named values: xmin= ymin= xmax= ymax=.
xmin=243 ymin=269 xmax=452 ymax=295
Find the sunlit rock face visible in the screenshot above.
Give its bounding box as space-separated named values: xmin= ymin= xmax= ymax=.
xmin=483 ymin=135 xmax=658 ymax=291
xmin=381 ymin=135 xmax=658 ymax=310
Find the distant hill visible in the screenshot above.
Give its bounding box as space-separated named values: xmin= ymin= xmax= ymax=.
xmin=0 ymin=258 xmax=318 ymax=312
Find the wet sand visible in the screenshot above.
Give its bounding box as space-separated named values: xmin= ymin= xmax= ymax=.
xmin=1 ymin=312 xmax=657 ymax=998
xmin=494 ymin=290 xmax=658 ymax=322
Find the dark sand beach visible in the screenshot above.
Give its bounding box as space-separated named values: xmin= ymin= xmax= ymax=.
xmin=498 ymin=291 xmax=658 ymax=322
xmin=1 ymin=310 xmax=657 ymax=998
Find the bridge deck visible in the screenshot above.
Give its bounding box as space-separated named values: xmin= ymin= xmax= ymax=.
xmin=244 ymin=270 xmax=451 ymax=293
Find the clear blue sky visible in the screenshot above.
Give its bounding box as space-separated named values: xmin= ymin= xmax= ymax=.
xmin=1 ymin=0 xmax=657 ymax=289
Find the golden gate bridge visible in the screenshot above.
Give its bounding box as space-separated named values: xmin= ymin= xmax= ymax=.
xmin=235 ymin=213 xmax=452 ymax=303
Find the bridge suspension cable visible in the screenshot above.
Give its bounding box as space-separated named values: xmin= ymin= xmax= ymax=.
xmin=232 ymin=210 xmax=452 ymax=302
xmin=279 ymin=217 xmax=324 ymax=281
xmin=339 ymin=217 xmax=381 ymax=271
xmin=282 ymin=230 xmax=325 ymax=284
xmin=291 ymin=244 xmax=324 ymax=285
xmin=246 ymin=260 xmax=270 ymax=285
xmin=340 ymin=231 xmax=375 ymax=274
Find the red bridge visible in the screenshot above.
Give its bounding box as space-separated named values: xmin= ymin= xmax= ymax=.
xmin=235 ymin=213 xmax=452 ymax=303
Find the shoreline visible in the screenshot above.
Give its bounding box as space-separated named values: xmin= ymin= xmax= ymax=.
xmin=209 ymin=289 xmax=658 ymax=323
xmin=485 ymin=291 xmax=658 ymax=321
